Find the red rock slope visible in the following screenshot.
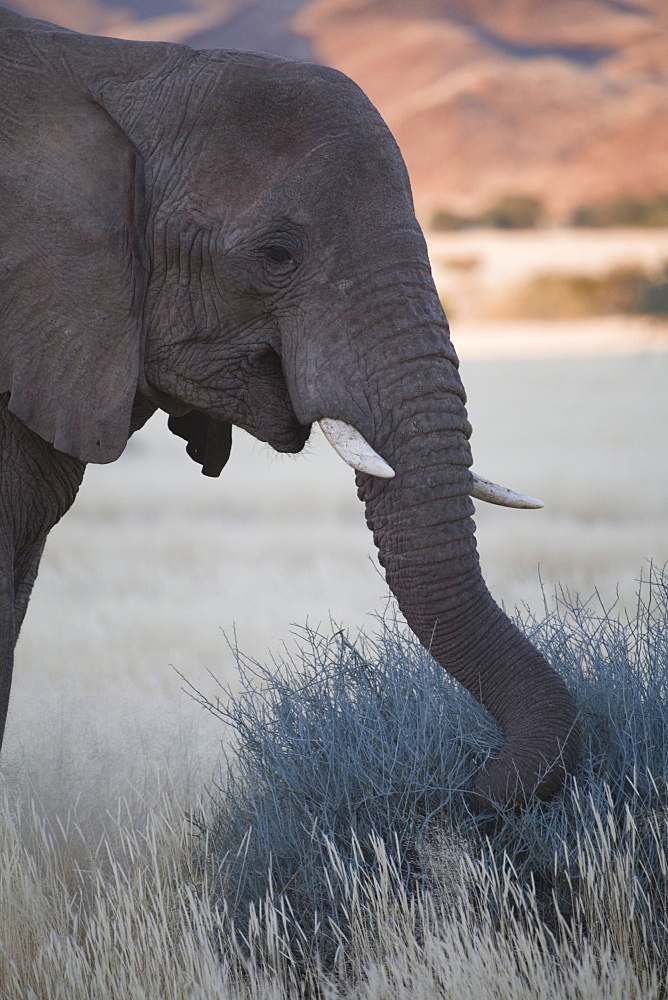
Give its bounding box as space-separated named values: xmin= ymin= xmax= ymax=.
xmin=294 ymin=0 xmax=668 ymax=219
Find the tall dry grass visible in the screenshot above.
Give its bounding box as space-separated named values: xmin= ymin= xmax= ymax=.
xmin=1 ymin=571 xmax=667 ymax=998
xmin=0 ymin=775 xmax=663 ymax=997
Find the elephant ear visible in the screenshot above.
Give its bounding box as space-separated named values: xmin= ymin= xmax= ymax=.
xmin=0 ymin=24 xmax=147 ymax=464
xmin=168 ymin=413 xmax=233 ymax=478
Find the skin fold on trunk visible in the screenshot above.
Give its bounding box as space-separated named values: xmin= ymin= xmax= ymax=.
xmin=355 ymin=395 xmax=578 ymax=810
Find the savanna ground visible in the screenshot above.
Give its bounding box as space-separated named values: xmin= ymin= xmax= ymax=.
xmin=1 ymin=229 xmax=667 ymax=997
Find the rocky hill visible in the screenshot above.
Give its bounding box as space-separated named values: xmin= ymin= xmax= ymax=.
xmin=295 ymin=0 xmax=668 ymax=219
xmin=6 ymin=0 xmax=668 ymax=220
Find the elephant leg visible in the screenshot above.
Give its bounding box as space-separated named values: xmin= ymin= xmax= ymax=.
xmin=0 ymin=539 xmax=48 ymax=751
xmin=14 ymin=538 xmax=47 ymax=637
xmin=0 ymin=398 xmax=84 ymax=753
xmin=0 ymin=565 xmax=16 ymax=752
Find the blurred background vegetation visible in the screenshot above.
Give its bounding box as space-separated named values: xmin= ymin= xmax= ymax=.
xmin=433 ymin=193 xmax=668 ymax=232
xmin=496 ymin=262 xmax=668 ymax=319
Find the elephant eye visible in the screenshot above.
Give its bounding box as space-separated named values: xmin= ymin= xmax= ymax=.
xmin=262 ymin=244 xmax=294 ymax=265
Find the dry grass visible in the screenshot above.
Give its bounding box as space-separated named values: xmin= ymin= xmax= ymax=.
xmin=0 ymin=739 xmax=664 ymax=997
xmin=2 ymin=566 xmax=667 ymax=997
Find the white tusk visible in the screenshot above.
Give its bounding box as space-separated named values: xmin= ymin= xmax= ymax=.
xmin=318 ymin=420 xmax=540 ymax=504
xmin=319 ymin=418 xmax=395 ymax=478
xmin=470 ymin=472 xmax=544 ymax=509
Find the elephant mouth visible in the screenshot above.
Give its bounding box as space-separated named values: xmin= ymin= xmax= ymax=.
xmin=237 ymin=344 xmax=311 ymax=454
xmin=262 ymin=413 xmax=311 ymax=454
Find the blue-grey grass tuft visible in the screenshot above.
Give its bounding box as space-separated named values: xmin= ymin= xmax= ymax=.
xmin=191 ymin=564 xmax=668 ymax=974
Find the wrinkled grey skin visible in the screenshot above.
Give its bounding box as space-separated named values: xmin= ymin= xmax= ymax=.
xmin=0 ymin=8 xmax=577 ymax=807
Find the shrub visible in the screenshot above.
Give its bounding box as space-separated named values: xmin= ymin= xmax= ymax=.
xmin=497 ymin=263 xmax=668 ymax=318
xmin=571 ymin=194 xmax=668 ymax=228
xmin=431 ymin=208 xmax=471 ymax=231
xmin=637 ymin=266 xmax=668 ymax=316
xmin=431 ymin=195 xmax=545 ymax=231
xmin=477 ymin=195 xmax=544 ymax=229
xmin=192 ymin=565 xmax=668 ymax=982
xmin=192 ymin=615 xmax=490 ymax=962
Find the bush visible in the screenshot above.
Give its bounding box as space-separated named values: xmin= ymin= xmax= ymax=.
xmin=191 ymin=565 xmax=668 ymax=983
xmin=192 ymin=614 xmax=491 ymax=962
xmin=431 ymin=208 xmax=470 ymax=231
xmin=431 ymin=195 xmax=545 ymax=231
xmin=637 ymin=268 xmax=668 ymax=316
xmin=477 ymin=195 xmax=544 ymax=230
xmin=571 ymin=194 xmax=668 ymax=228
xmin=498 ymin=263 xmax=668 ymax=318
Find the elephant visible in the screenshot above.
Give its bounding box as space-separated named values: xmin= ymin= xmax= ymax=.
xmin=0 ymin=7 xmax=577 ymax=808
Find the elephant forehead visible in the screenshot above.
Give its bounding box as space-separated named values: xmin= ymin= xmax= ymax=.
xmin=170 ymin=56 xmax=406 ymax=199
xmin=202 ymin=54 xmax=385 ymax=149
xmin=183 ymin=128 xmax=412 ymax=228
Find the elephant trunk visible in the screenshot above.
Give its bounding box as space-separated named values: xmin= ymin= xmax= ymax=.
xmin=284 ymin=253 xmax=577 ymax=806
xmin=356 ymin=395 xmax=578 ymax=808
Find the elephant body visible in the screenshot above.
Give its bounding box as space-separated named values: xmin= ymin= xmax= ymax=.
xmin=0 ymin=7 xmax=577 ymax=806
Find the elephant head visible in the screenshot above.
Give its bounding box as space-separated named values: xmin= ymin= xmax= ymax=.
xmin=0 ymin=9 xmax=577 ymax=807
